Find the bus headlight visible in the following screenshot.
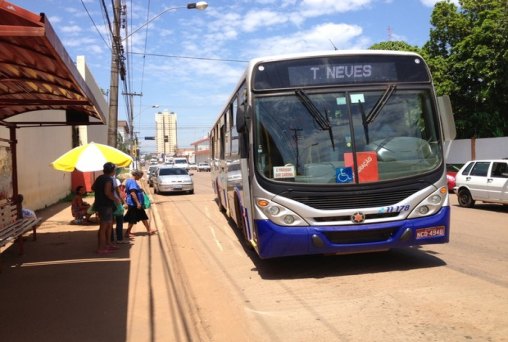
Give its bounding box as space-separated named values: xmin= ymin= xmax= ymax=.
xmin=283 ymin=215 xmax=295 ymax=225
xmin=417 ymin=205 xmax=430 ymax=215
xmin=408 ymin=187 xmax=447 ymax=218
xmin=256 ymin=198 xmax=307 ymax=226
xmin=268 ymin=206 xmax=280 ymax=215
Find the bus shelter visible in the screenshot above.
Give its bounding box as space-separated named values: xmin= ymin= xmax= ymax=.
xmin=0 ymin=1 xmax=106 ymax=211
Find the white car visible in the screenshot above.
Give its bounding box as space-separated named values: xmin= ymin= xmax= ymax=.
xmin=197 ymin=162 xmax=211 ymax=172
xmin=172 ymin=157 xmax=189 ymax=170
xmin=153 ymin=166 xmax=194 ymax=195
xmin=454 ymin=159 xmax=508 ymax=207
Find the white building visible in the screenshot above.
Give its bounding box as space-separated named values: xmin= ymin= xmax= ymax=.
xmin=155 ymin=110 xmax=177 ymax=157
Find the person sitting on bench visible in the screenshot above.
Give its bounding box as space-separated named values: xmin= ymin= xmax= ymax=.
xmin=14 ymin=194 xmax=37 ymax=219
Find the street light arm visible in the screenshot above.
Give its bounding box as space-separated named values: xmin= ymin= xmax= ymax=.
xmin=125 ymin=6 xmax=183 ymax=41
xmin=124 ymin=2 xmax=207 ymax=41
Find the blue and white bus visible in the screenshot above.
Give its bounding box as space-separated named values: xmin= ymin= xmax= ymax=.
xmin=210 ymin=50 xmax=455 ymax=259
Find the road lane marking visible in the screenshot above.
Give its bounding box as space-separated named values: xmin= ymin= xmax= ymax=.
xmin=210 ymin=225 xmax=224 ymax=251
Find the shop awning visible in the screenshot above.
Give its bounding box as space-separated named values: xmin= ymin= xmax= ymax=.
xmin=0 ymin=1 xmax=106 ymax=127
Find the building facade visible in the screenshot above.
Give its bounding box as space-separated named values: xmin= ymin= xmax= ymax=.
xmin=155 ymin=110 xmax=177 ymax=157
xmin=191 ymin=136 xmax=210 ymax=164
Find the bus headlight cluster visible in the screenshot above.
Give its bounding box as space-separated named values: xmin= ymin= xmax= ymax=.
xmin=408 ymin=187 xmax=447 ymax=218
xmin=256 ymin=198 xmax=306 ymax=226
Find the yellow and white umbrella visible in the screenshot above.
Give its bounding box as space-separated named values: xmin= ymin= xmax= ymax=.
xmin=51 ymin=142 xmax=132 ymax=172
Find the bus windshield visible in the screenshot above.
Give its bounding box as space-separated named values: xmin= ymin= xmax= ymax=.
xmin=254 ymin=88 xmax=441 ymax=184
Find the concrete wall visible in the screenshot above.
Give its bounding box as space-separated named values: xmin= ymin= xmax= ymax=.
xmin=444 ymin=137 xmax=508 ymax=163
xmin=3 ymin=111 xmax=73 ymax=211
xmin=76 ymin=56 xmax=108 ymax=145
xmin=0 ymin=56 xmax=108 ymax=212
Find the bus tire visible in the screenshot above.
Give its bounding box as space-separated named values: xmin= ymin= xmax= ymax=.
xmin=235 ymin=195 xmax=253 ymax=249
xmin=458 ymin=188 xmax=475 ymax=208
xmin=216 ymin=184 xmax=226 ymax=212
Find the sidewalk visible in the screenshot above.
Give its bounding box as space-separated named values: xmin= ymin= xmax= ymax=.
xmin=0 ymin=199 xmax=205 ymax=342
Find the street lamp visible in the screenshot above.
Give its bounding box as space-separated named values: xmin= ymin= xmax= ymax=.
xmin=125 ymin=2 xmax=208 ymax=40
xmin=187 ymin=1 xmax=208 ymax=10
xmin=109 ymin=2 xmax=207 ymax=148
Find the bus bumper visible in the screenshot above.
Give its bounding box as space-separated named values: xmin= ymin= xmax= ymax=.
xmin=254 ymin=206 xmax=450 ymax=259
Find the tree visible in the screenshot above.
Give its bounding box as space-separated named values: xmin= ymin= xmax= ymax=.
xmin=369 ymin=41 xmax=422 ymax=54
xmin=424 ymin=0 xmax=508 ymax=138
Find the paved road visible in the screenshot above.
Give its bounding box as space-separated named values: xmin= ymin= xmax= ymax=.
xmin=151 ymin=172 xmax=508 ymax=341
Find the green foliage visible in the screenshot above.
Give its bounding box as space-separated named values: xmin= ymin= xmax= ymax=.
xmin=369 ymin=1 xmax=508 ymax=139
xmin=424 ymin=0 xmax=508 ymax=138
xmin=116 ymin=132 xmax=130 ymax=154
xmin=369 ymin=41 xmax=423 ymax=54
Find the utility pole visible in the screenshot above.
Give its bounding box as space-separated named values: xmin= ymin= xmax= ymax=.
xmin=122 ymin=91 xmax=142 ymax=152
xmin=107 ymin=0 xmax=121 ymax=147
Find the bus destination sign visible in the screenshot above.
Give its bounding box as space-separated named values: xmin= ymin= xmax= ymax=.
xmin=252 ymin=55 xmax=430 ymax=90
xmin=288 ymin=62 xmax=398 ymax=86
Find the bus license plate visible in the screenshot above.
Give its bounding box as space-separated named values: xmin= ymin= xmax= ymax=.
xmin=416 ymin=226 xmax=445 ymax=239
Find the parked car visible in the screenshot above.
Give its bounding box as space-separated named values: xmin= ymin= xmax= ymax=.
xmin=147 ymin=165 xmax=159 ymax=187
xmin=446 ymin=164 xmax=462 ymax=192
xmin=153 ymin=166 xmax=194 ymax=194
xmin=454 ymin=159 xmax=508 ymax=207
xmin=188 ymin=162 xmax=197 ymax=170
xmin=197 ymin=162 xmax=211 ymax=172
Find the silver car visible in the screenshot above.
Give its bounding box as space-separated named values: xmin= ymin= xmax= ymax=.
xmin=153 ymin=166 xmax=194 ymax=195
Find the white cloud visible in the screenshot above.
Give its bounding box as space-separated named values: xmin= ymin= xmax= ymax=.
xmin=62 ymin=36 xmax=101 ymax=48
xmin=247 ymin=22 xmax=366 ymax=57
xmin=61 ymin=25 xmax=82 ymax=34
xmin=299 ymin=0 xmax=373 ymax=17
xmin=48 ymin=15 xmax=62 ymax=24
xmin=243 ymin=10 xmax=289 ymax=32
xmin=86 ymin=45 xmax=104 ymax=54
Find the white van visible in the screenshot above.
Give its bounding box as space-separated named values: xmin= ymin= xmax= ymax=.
xmin=454 ymin=159 xmax=508 ymax=207
xmin=172 ymin=157 xmax=189 ymax=170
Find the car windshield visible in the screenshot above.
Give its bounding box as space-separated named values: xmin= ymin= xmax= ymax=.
xmin=159 ymin=168 xmax=187 ymax=176
xmin=254 ymin=88 xmax=441 ymax=184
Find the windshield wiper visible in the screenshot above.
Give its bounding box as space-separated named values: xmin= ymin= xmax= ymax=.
xmin=295 ymin=89 xmax=335 ymax=150
xmin=295 ymin=89 xmax=330 ymax=130
xmin=365 ymin=84 xmax=396 ymax=124
xmin=358 ymin=84 xmax=396 ymax=145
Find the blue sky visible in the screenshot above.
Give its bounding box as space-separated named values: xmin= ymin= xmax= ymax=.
xmin=12 ymin=0 xmax=455 ymax=153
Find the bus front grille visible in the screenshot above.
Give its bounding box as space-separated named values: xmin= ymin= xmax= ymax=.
xmin=313 ymin=212 xmax=399 ymax=222
xmin=290 ymin=189 xmax=416 ymax=210
xmin=323 ymin=228 xmax=396 ymax=244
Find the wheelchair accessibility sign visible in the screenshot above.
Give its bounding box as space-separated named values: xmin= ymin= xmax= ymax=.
xmin=336 ymin=167 xmax=353 ymax=183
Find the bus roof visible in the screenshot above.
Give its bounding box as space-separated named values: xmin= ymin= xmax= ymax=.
xmin=246 ymin=49 xmax=423 ymax=68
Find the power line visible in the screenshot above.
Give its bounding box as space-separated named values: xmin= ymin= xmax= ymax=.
xmin=80 ymin=0 xmax=111 ymax=50
xmin=129 ymin=52 xmax=248 ymax=63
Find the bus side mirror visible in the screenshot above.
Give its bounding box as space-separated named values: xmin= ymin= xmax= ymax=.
xmin=236 ymin=105 xmax=247 ymax=133
xmin=437 ymin=95 xmax=456 ymax=141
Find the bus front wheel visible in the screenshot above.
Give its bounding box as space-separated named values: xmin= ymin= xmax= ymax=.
xmin=216 ymin=185 xmax=226 ymax=212
xmin=235 ymin=195 xmax=253 ymax=249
